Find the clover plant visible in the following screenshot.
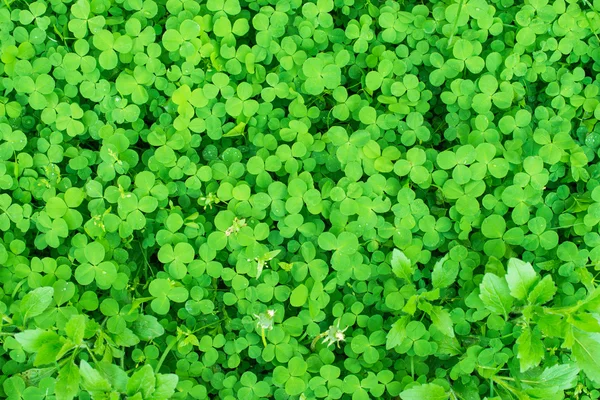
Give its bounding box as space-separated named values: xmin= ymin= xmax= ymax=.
xmin=1 ymin=0 xmax=600 ymax=399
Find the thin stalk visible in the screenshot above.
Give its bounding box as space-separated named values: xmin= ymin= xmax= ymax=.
xmin=582 ymin=0 xmax=600 ymax=42
xmin=191 ymin=318 xmax=224 ymax=334
xmin=155 ymin=336 xmax=178 ymax=372
xmin=84 ymin=345 xmax=100 ymax=364
xmin=310 ymin=332 xmax=328 ymax=350
xmin=298 ymin=330 xmax=310 ymax=342
xmin=448 ymin=0 xmax=465 ymax=48
xmin=138 ymin=242 xmax=155 ymax=278
xmin=449 ymin=386 xmax=459 ymax=400
xmin=549 ymin=223 xmax=585 ymax=230
xmin=261 ymin=328 xmax=267 ymax=347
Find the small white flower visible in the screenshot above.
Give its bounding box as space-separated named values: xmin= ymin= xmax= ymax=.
xmin=321 ymin=322 xmax=348 ymax=348
xmin=224 ymin=217 xmax=246 ymax=237
xmin=254 ymin=310 xmax=276 ymax=331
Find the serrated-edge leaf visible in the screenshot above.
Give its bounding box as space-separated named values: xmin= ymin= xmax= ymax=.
xmin=391 ymin=249 xmax=414 ymax=282
xmin=506 ymin=258 xmax=537 ymax=300
xmin=516 ymin=326 xmax=544 ymax=372
xmin=399 ymin=383 xmax=449 ymax=400
xmin=79 ymin=360 xmax=112 ymax=393
xmin=569 ymin=328 xmax=600 ymax=384
xmin=479 ymin=274 xmax=513 ymax=319
xmin=55 ymin=361 xmax=80 ymax=400
xmin=386 ymin=316 xmax=409 ymax=350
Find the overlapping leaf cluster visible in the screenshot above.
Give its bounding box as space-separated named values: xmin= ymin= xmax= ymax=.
xmin=1 ymin=0 xmax=600 ymax=398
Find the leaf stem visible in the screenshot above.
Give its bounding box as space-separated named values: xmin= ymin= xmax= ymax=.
xmin=84 ymin=345 xmax=99 ymax=364
xmin=261 ymin=327 xmax=267 ymax=347
xmin=155 ymin=335 xmax=178 ymax=372
xmin=311 ymin=332 xmax=328 ymax=350
xmin=582 ymin=0 xmax=600 ymax=42
xmin=448 ymin=0 xmax=465 ymax=48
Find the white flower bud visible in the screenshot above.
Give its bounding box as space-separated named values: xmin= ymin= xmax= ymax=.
xmin=321 ymin=321 xmax=348 ymax=348
xmin=254 ymin=310 xmax=275 ymax=331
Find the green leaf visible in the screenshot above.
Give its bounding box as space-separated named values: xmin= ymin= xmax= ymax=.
xmin=290 ymin=284 xmax=308 ymax=307
xmin=127 ymin=365 xmax=155 ymax=398
xmin=505 ymin=258 xmax=537 ymax=300
xmin=55 ymin=361 xmax=80 ymax=400
xmin=386 ymin=316 xmax=409 ymax=350
xmin=569 ymin=328 xmax=600 ymax=384
xmin=479 ymin=274 xmax=513 ymax=319
xmin=132 ymin=315 xmax=165 ymax=341
xmin=95 ymin=362 xmax=128 ymax=393
xmin=84 ymin=241 xmax=105 ymax=265
xmin=15 ymin=329 xmax=59 ymax=352
xmin=429 ymin=306 xmax=454 ymax=338
xmin=481 ymin=215 xmax=506 ymax=239
xmin=3 ymin=376 xmax=26 ymax=398
xmin=71 ymin=0 xmax=90 ymax=19
xmin=149 ymin=374 xmax=178 ymax=400
xmin=534 ymin=363 xmax=580 ymax=389
xmin=20 ymin=287 xmax=54 ymax=321
xmin=34 ymin=339 xmax=63 ymax=366
xmin=399 ymin=383 xmax=449 ymax=400
xmin=46 ymin=197 xmax=68 ymax=219
xmin=431 ymin=254 xmax=458 ymax=289
xmin=65 ymin=315 xmax=86 ymax=344
xmin=516 ymin=327 xmax=544 ymax=372
xmin=285 ymin=376 xmax=306 ymax=396
xmin=79 ymin=360 xmax=111 ymax=394
xmin=391 ymin=249 xmax=414 ymax=282
xmin=528 ymin=275 xmax=556 ymax=305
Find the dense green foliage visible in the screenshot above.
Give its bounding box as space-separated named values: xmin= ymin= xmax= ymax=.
xmin=2 ymin=0 xmax=600 ymax=398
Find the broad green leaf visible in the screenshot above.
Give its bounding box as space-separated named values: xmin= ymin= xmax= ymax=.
xmin=96 ymin=362 xmax=128 ymax=393
xmin=569 ymin=328 xmax=600 ymax=383
xmin=290 ymin=284 xmax=308 ymax=307
xmin=479 ymin=274 xmax=513 ymax=319
xmin=85 ymin=241 xmax=105 ymax=265
xmin=429 ymin=306 xmax=454 ymax=338
xmin=534 ymin=364 xmax=580 ymax=389
xmin=132 ymin=315 xmax=165 ymax=341
xmin=528 ymin=275 xmax=556 ymax=305
xmin=20 ymin=287 xmax=54 ymax=321
xmin=56 ymin=361 xmax=81 ymax=400
xmin=79 ymin=360 xmax=112 ymax=393
xmin=399 ymin=383 xmax=449 ymax=400
xmin=127 ymin=365 xmax=155 ymax=398
xmin=516 ymin=327 xmax=544 ymax=372
xmin=15 ymin=329 xmax=59 ymax=352
xmin=431 ymin=254 xmax=458 ymax=289
xmin=386 ymin=316 xmax=409 ymax=350
xmin=506 ymin=258 xmax=537 ymax=300
xmin=149 ymin=374 xmax=179 ymax=400
xmin=391 ymin=249 xmax=414 ymax=282
xmin=65 ymin=315 xmax=86 ymax=344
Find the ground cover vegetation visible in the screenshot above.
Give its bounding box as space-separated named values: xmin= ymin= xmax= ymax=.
xmin=1 ymin=0 xmax=600 ymax=398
